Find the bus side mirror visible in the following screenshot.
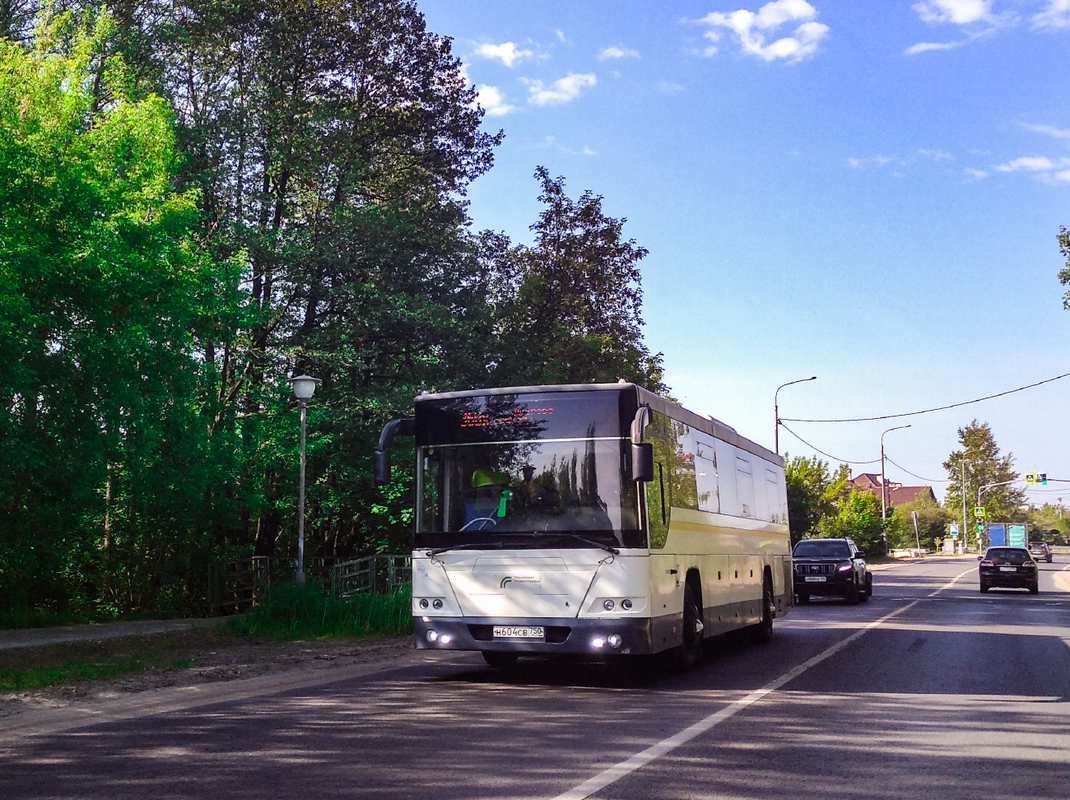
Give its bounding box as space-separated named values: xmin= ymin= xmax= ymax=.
xmin=373 ymin=450 xmax=392 ymax=487
xmin=374 ymin=417 xmax=415 ymax=487
xmin=633 ymin=442 xmax=654 ymax=483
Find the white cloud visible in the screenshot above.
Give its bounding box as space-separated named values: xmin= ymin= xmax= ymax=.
xmin=539 ymin=136 xmax=597 ymax=157
xmin=473 ymin=42 xmax=534 ymax=68
xmin=522 ymin=73 xmax=597 ymax=106
xmin=906 ymin=0 xmax=1016 ymax=53
xmin=848 ymin=155 xmax=895 ymax=169
xmin=918 ymin=148 xmax=954 ymax=161
xmin=697 ymin=0 xmax=829 ymax=62
xmin=598 ymin=45 xmax=640 ymax=60
xmin=475 ymin=85 xmax=515 ymax=117
xmin=1020 ymin=122 xmax=1070 ymax=140
xmin=1033 ymin=0 xmax=1070 ymax=29
xmin=912 ymin=0 xmax=993 ymax=25
xmin=996 ymin=156 xmax=1070 ymax=172
xmin=904 ymin=39 xmax=964 ymax=54
xmin=963 ymin=167 xmax=988 ymax=181
xmin=995 ymin=155 xmax=1070 ymax=183
xmin=658 ymin=81 xmax=686 ymax=93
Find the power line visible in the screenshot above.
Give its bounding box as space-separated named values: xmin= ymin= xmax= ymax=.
xmin=781 ymin=370 xmax=1070 ymax=424
xmin=884 ymin=457 xmax=952 ymax=484
xmin=778 ymin=422 xmax=881 ymax=466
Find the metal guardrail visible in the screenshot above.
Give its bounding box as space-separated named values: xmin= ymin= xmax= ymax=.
xmin=331 ymin=555 xmax=411 ymax=598
xmin=210 ymin=554 xmax=410 ymax=613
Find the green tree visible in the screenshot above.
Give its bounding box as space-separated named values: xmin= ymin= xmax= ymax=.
xmin=1028 ymin=502 xmax=1070 ymax=545
xmin=888 ymin=492 xmax=951 ymax=551
xmin=0 ymin=8 xmax=223 ymax=618
xmin=817 ymin=488 xmax=885 ymax=554
xmin=492 ymin=167 xmax=665 ymax=390
xmin=942 ymin=421 xmax=1024 ymax=546
xmin=150 ymin=0 xmax=504 ymax=560
xmin=1057 ymin=226 xmax=1070 ymax=310
xmin=784 ymin=455 xmax=848 ymax=544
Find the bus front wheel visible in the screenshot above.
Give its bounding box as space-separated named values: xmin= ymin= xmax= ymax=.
xmin=674 ymin=582 xmax=703 ymax=672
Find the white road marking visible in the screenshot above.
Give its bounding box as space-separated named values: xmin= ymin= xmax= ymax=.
xmin=552 ymin=567 xmax=975 ymax=800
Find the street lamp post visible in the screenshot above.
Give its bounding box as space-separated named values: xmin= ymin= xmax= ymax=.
xmin=288 ymin=375 xmax=321 ymax=584
xmin=774 ymin=376 xmax=817 ymax=454
xmin=880 ymin=424 xmax=911 ymax=555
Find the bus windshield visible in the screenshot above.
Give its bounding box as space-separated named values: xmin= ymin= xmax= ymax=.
xmin=414 ymin=391 xmax=643 ymax=549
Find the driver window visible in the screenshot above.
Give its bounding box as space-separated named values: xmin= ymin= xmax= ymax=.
xmin=645 ymin=412 xmax=670 ymax=549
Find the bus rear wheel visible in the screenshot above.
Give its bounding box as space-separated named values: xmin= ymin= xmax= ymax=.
xmin=750 ymin=573 xmax=774 ymax=644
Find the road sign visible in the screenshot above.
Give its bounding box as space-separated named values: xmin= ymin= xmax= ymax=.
xmin=1025 ymin=473 xmax=1048 ymax=485
xmin=974 ymin=506 xmax=986 ymax=518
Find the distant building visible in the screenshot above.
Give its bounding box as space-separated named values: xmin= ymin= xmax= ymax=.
xmin=850 ymin=473 xmax=937 ymax=508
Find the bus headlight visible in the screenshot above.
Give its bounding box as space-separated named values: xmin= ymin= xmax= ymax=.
xmin=432 ymin=599 xmax=443 ymax=610
xmin=621 ymin=599 xmax=633 ymax=611
xmin=607 ymin=634 xmax=623 ymax=648
xmin=603 ymin=599 xmax=615 ymax=611
xmin=426 ymin=629 xmax=438 ymax=643
xmin=419 ymin=598 xmax=429 ymax=609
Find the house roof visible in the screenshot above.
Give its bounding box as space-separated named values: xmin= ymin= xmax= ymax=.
xmin=849 ymin=474 xmax=937 ymax=506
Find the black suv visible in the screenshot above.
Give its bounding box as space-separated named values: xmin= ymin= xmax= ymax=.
xmin=979 ymin=546 xmax=1039 ymax=594
xmin=793 ymin=537 xmax=872 ymax=605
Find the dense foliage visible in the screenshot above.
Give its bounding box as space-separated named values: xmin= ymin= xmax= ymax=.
xmin=783 ymin=456 xmax=885 ymax=554
xmin=942 ymin=419 xmax=1025 ymax=537
xmin=0 ymin=3 xmax=664 ymax=623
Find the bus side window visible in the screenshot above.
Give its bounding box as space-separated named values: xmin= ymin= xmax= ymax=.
xmin=670 ymin=421 xmax=698 ymax=511
xmin=736 ymin=456 xmax=754 ymax=518
xmin=695 ymin=437 xmax=719 ymax=513
xmin=765 ymin=468 xmax=782 ymax=523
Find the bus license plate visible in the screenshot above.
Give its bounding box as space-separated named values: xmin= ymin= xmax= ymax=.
xmin=493 ymin=626 xmax=544 ymax=639
xmin=804 ymin=576 xmax=826 ymax=583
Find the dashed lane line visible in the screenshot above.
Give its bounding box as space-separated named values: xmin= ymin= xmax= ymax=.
xmin=552 ymin=567 xmax=975 ymax=800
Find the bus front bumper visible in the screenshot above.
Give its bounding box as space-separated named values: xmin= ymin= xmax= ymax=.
xmin=414 ymin=616 xmax=658 ymax=657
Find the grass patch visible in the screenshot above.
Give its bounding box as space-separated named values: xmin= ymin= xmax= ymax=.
xmin=0 ymin=630 xmax=219 ymax=692
xmin=227 ymin=582 xmax=413 ymax=640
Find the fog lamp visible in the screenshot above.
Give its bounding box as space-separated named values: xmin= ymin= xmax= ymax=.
xmin=426 ymin=630 xmax=439 ymax=643
xmin=607 ymin=634 xmax=623 ymax=648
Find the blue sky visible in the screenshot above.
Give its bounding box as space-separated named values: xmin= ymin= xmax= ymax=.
xmin=418 ymin=0 xmax=1070 ymax=507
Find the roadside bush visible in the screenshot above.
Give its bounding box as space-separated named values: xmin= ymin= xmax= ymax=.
xmin=228 ymin=582 xmax=412 ymax=639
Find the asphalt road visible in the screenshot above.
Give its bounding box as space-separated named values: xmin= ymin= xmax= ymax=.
xmin=3 ymin=556 xmax=1069 ymax=800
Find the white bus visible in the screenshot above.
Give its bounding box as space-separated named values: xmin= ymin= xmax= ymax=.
xmin=375 ymin=382 xmax=792 ymax=670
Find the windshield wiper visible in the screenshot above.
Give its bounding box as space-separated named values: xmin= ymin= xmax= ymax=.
xmin=534 ymin=533 xmax=619 ymax=556
xmin=426 ymin=541 xmax=507 ymax=557
xmin=427 ymin=532 xmax=619 ymax=557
